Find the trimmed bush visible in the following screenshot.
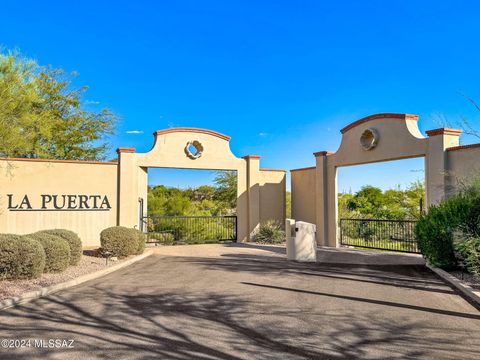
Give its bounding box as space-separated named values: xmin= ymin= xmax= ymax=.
xmin=29 ymin=232 xmax=71 ymax=272
xmin=37 ymin=229 xmax=82 ymax=265
xmin=100 ymin=226 xmax=138 ymax=257
xmin=254 ymin=220 xmax=285 ymax=244
xmin=0 ymin=234 xmax=46 ymax=279
xmin=134 ymin=229 xmax=146 ymax=255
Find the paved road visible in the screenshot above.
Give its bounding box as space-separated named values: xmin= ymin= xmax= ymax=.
xmin=0 ymin=244 xmax=479 ymax=359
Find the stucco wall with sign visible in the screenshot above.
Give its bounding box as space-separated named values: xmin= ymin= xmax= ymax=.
xmin=0 ymin=158 xmax=118 ymax=247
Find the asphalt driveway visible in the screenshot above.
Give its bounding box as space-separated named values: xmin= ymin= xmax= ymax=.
xmin=0 ymin=244 xmax=479 ymax=359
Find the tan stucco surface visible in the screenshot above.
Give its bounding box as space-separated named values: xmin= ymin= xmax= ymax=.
xmin=0 ymin=129 xmax=285 ymax=247
xmin=291 ymin=168 xmax=316 ymax=224
xmin=446 ymin=146 xmax=480 ymax=194
xmin=0 ymin=159 xmax=118 ymax=247
xmin=259 ymin=170 xmax=286 ymax=225
xmin=117 ymin=129 xmax=286 ymax=243
xmin=291 ymin=113 xmax=473 ymax=248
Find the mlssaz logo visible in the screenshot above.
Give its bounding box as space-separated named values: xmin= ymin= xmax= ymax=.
xmin=6 ymin=194 xmax=112 ymax=212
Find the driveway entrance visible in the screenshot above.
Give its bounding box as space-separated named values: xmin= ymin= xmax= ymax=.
xmin=1 ymin=245 xmax=479 ymax=359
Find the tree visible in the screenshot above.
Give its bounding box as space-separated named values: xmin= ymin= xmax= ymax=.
xmin=0 ymin=51 xmax=117 ymax=160
xmin=339 ymin=181 xmax=425 ymax=220
xmin=213 ymin=171 xmax=237 ymax=209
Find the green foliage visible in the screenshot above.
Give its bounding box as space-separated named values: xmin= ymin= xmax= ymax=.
xmin=148 ymin=171 xmax=238 ymax=217
xmin=286 ymin=191 xmax=291 ymax=219
xmin=134 ymin=229 xmax=146 ymax=255
xmin=339 ymin=181 xmax=425 ymax=220
xmin=213 ymin=171 xmax=237 ymax=209
xmin=0 ymin=234 xmax=46 ymax=279
xmin=454 ymin=235 xmax=480 ymax=277
xmin=100 ymin=226 xmax=138 ymax=257
xmin=37 ymin=229 xmax=82 ymax=265
xmin=29 ymin=232 xmax=71 ymax=272
xmin=0 ymin=50 xmax=117 ymax=160
xmin=415 ymin=182 xmax=480 ymax=269
xmin=254 ymin=220 xmax=285 ymax=244
xmin=148 ymin=232 xmax=175 ymax=245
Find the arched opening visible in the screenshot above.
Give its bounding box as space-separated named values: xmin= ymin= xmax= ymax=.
xmin=140 ymin=168 xmax=238 ymax=244
xmin=336 ymin=157 xmax=425 ymax=252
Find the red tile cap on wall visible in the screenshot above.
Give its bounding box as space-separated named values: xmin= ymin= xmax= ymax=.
xmin=116 ymin=147 xmax=136 ymax=154
xmin=340 ymin=113 xmax=419 ymax=134
xmin=154 ymin=128 xmax=231 ymax=141
xmin=426 ymin=128 xmax=462 ymax=137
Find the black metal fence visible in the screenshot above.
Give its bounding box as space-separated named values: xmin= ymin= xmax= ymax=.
xmin=339 ymin=218 xmax=419 ymax=253
xmin=140 ymin=216 xmax=237 ymax=244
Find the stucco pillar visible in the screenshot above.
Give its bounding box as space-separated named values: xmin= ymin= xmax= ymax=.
xmin=314 ymin=151 xmax=336 ymax=247
xmin=116 ymin=148 xmax=140 ymax=228
xmin=243 ymin=155 xmax=261 ymax=240
xmin=425 ymin=128 xmax=461 ymax=206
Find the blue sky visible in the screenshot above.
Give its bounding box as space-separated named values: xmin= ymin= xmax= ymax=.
xmin=1 ymin=1 xmax=479 ymax=191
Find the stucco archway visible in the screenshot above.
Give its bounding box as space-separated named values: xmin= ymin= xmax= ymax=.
xmin=291 ymin=113 xmax=462 ymax=247
xmin=116 ymin=128 xmax=286 ymax=242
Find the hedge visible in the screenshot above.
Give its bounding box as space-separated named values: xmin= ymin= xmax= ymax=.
xmin=100 ymin=226 xmax=138 ymax=257
xmin=37 ymin=229 xmax=82 ymax=265
xmin=29 ymin=232 xmax=71 ymax=272
xmin=0 ymin=234 xmax=46 ymax=279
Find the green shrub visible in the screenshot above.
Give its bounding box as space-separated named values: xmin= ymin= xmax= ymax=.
xmin=254 ymin=220 xmax=285 ymax=244
xmin=29 ymin=232 xmax=70 ymax=272
xmin=454 ymin=234 xmax=480 ymax=276
xmin=415 ymin=184 xmax=480 ymax=269
xmin=100 ymin=226 xmax=138 ymax=257
xmin=37 ymin=229 xmax=82 ymax=265
xmin=134 ymin=229 xmax=146 ymax=255
xmin=149 ymin=232 xmax=175 ymax=245
xmin=0 ymin=234 xmax=46 ymax=279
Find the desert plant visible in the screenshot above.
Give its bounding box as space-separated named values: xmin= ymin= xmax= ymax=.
xmin=0 ymin=234 xmax=46 ymax=279
xmin=29 ymin=232 xmax=70 ymax=272
xmin=254 ymin=220 xmax=285 ymax=244
xmin=100 ymin=226 xmax=138 ymax=257
xmin=37 ymin=229 xmax=82 ymax=265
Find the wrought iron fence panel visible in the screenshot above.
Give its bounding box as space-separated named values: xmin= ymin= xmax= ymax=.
xmin=140 ymin=215 xmax=237 ymax=244
xmin=340 ymin=218 xmax=419 ymax=253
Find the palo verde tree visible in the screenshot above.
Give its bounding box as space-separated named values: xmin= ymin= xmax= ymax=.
xmin=0 ymin=50 xmax=117 ymax=160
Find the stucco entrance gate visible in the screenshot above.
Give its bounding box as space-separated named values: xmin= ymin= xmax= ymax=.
xmin=291 ymin=113 xmax=478 ymax=250
xmin=116 ymin=128 xmax=286 ymax=243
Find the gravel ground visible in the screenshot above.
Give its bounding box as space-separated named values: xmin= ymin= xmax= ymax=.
xmin=449 ymin=270 xmax=480 ymax=290
xmin=0 ymin=254 xmax=129 ymax=300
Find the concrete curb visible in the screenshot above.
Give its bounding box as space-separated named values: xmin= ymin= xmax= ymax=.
xmin=426 ymin=263 xmax=480 ymax=308
xmin=0 ymin=250 xmax=153 ymax=311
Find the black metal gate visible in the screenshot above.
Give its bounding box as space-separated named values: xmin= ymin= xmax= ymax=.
xmin=339 ymin=218 xmax=419 ymax=253
xmin=140 ymin=215 xmax=237 ymax=244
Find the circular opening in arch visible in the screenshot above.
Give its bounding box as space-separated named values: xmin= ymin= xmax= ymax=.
xmin=360 ymin=128 xmax=379 ymax=150
xmin=185 ymin=140 xmax=204 ymax=159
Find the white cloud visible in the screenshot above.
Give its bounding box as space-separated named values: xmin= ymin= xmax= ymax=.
xmin=125 ymin=130 xmax=144 ymax=134
xmin=85 ymin=100 xmax=100 ymax=105
xmin=258 ymin=132 xmax=268 ymax=137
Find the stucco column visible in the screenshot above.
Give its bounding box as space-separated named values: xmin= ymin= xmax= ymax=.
xmin=425 ymin=128 xmax=461 ymax=206
xmin=243 ymin=155 xmax=261 ymax=240
xmin=314 ymin=151 xmax=335 ymax=247
xmin=116 ymin=147 xmax=140 ymax=228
